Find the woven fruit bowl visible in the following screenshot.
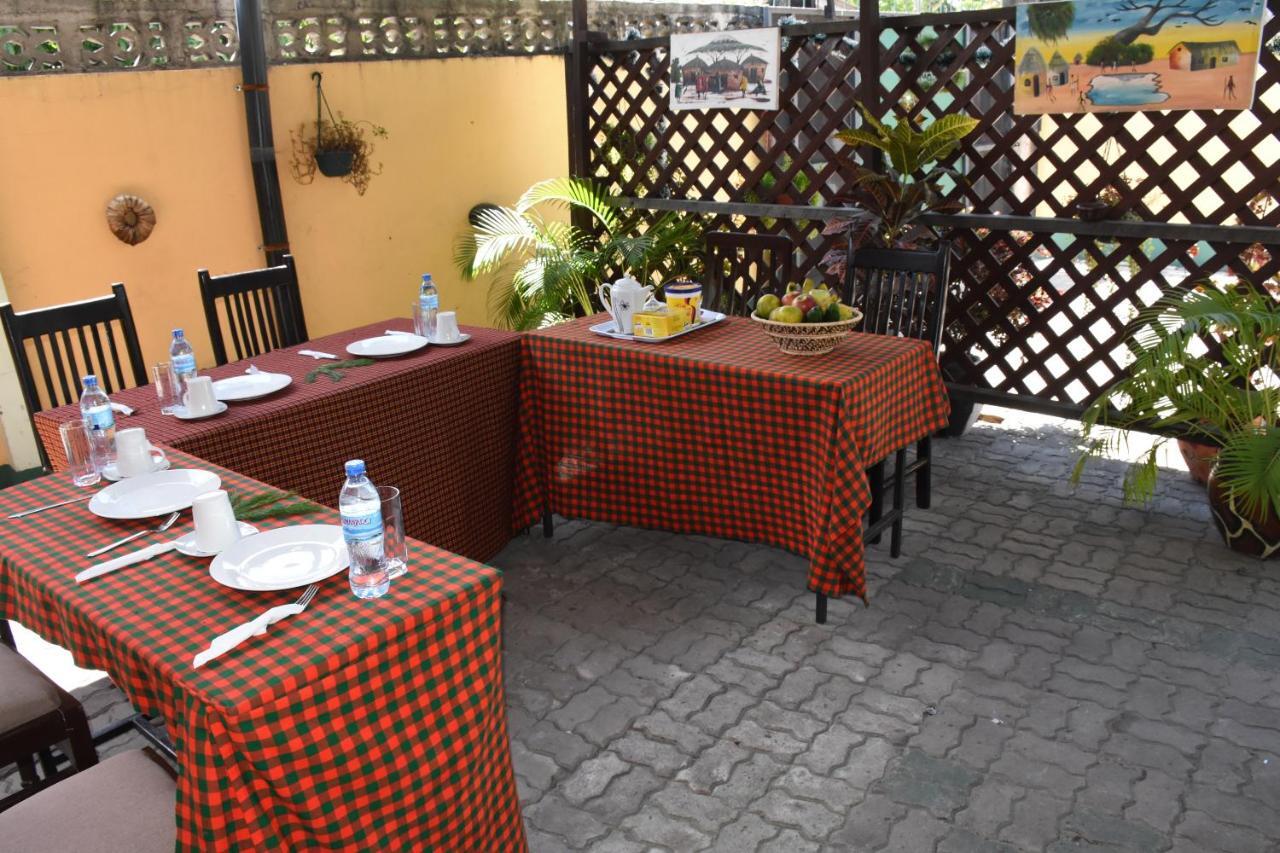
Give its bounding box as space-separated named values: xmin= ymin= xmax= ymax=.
xmin=751 ymin=309 xmax=864 ymax=356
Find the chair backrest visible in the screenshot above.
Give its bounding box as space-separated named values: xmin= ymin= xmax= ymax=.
xmin=842 ymin=240 xmax=952 ymax=355
xmin=198 ymin=255 xmax=308 ymax=366
xmin=704 ymin=232 xmax=795 ymax=316
xmin=0 ymin=283 xmax=148 ymax=416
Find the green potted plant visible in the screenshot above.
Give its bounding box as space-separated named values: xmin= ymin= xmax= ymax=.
xmin=288 ymin=72 xmax=388 ymax=196
xmin=454 ymin=177 xmax=703 ymax=330
xmin=1073 ymin=282 xmax=1280 ymax=557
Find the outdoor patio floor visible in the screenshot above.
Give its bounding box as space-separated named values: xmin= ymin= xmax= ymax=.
xmin=8 ymin=410 xmax=1280 ymax=851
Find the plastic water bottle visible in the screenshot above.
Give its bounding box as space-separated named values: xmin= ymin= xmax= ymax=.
xmin=168 ymin=328 xmax=197 ymax=403
xmin=418 ymin=274 xmax=439 ymax=341
xmin=79 ymin=375 xmax=115 ymax=470
xmin=340 ymin=459 xmax=389 ymax=599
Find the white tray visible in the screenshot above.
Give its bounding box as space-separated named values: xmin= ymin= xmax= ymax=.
xmin=589 ymin=310 xmax=726 ymax=343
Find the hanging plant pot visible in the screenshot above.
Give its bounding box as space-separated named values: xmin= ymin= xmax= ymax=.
xmin=1177 ymin=439 xmax=1219 ymax=485
xmin=1208 ymin=471 xmax=1280 ymax=558
xmin=315 ymin=149 xmax=355 ymax=177
xmin=1074 ymin=200 xmax=1115 ymax=222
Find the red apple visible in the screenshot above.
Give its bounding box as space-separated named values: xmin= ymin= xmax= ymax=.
xmin=781 ymin=292 xmax=800 ymax=306
xmin=794 ymin=294 xmax=818 ymax=316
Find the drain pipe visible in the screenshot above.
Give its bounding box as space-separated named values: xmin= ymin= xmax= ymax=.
xmin=235 ymin=0 xmax=290 ymax=266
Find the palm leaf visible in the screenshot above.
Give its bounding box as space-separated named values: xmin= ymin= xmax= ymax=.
xmin=517 ymin=177 xmax=620 ymax=234
xmin=1216 ymin=427 xmax=1280 ymax=520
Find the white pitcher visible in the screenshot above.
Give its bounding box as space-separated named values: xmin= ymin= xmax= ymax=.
xmin=597 ymin=277 xmax=655 ymax=335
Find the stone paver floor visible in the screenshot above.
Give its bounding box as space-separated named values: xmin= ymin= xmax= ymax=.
xmin=9 ymin=411 xmax=1280 ymax=851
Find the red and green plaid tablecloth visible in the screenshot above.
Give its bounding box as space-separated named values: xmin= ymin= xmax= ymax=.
xmin=513 ymin=315 xmax=950 ymax=601
xmin=35 ymin=320 xmax=521 ymax=563
xmin=0 ymin=449 xmax=526 ymax=851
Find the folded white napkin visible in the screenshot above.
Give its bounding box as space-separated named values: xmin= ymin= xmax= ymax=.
xmin=110 ymin=402 xmax=134 ymax=416
xmin=193 ymin=603 xmax=305 ymax=668
xmin=76 ymin=539 xmax=177 ymax=584
xmin=298 ymin=350 xmax=337 ymax=360
xmin=246 ymin=364 xmax=261 ymax=374
xmin=384 ymin=330 xmax=417 ymax=336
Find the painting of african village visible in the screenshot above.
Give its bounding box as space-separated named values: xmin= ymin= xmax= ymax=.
xmin=1013 ymin=0 xmax=1268 ymax=113
xmin=670 ymin=28 xmax=781 ymax=112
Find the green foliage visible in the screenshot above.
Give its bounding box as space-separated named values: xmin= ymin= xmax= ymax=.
xmin=231 ymin=490 xmax=324 ymax=522
xmin=455 ymin=178 xmax=704 ymax=330
xmin=1027 ymin=2 xmax=1076 ymax=43
xmin=1074 ymin=284 xmax=1280 ymax=519
xmin=827 ymin=103 xmax=978 ymax=253
xmin=1087 ymin=37 xmax=1153 ymax=66
xmin=305 ymin=358 xmax=375 ymax=383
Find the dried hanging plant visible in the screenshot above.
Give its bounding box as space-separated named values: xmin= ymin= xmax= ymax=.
xmin=105 ymin=194 xmax=156 ymax=245
xmin=289 ymin=114 xmax=387 ymax=195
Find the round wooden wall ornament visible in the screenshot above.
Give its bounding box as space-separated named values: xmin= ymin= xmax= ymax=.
xmin=106 ymin=194 xmax=156 ymax=245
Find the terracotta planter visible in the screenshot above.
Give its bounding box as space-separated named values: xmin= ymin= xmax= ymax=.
xmin=1207 ymin=471 xmax=1280 ymax=558
xmin=1178 ymin=439 xmax=1220 ymax=486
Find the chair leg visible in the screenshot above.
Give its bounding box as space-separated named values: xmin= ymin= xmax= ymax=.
xmin=61 ymin=696 xmax=98 ymax=770
xmin=815 ymin=592 xmax=827 ymax=625
xmin=15 ymin=754 xmax=40 ymax=787
xmin=542 ymin=511 xmax=554 ymax=539
xmin=915 ymin=436 xmax=932 ymax=510
xmin=891 ymin=449 xmax=906 ymax=558
xmin=0 ymin=620 xmax=14 ymax=649
xmin=867 ymin=461 xmax=885 ymax=545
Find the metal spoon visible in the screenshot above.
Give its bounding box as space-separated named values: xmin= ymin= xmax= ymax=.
xmin=85 ymin=511 xmax=181 ymax=558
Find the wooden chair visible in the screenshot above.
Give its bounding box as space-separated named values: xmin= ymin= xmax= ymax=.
xmin=198 ymin=254 xmax=308 ymax=366
xmin=843 ymin=239 xmax=952 ymax=554
xmin=0 ymin=284 xmax=147 ymax=470
xmin=704 ymin=232 xmax=795 ymax=316
xmin=0 ymin=749 xmax=175 ymax=850
xmin=0 ymin=643 xmax=98 ymax=812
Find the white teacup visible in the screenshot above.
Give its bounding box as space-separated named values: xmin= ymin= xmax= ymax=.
xmin=114 ymin=427 xmax=166 ymax=478
xmin=435 ymin=311 xmax=461 ymax=343
xmin=191 ymin=490 xmax=243 ymax=554
xmin=184 ymin=375 xmax=218 ymax=416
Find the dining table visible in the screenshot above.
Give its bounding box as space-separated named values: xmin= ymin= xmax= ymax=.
xmin=513 ymin=314 xmax=951 ymax=603
xmin=0 ymin=448 xmax=526 ymax=850
xmin=34 ymin=319 xmax=522 ymax=563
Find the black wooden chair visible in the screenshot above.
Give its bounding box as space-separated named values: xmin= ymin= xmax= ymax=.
xmin=843 ymin=239 xmax=952 ymax=556
xmin=704 ymin=232 xmax=795 ymax=316
xmin=0 ymin=284 xmax=147 ymax=470
xmin=0 ymin=643 xmax=98 ymax=812
xmin=198 ymin=254 xmax=308 ymax=366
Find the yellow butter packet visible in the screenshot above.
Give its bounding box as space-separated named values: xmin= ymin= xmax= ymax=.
xmin=632 ymin=309 xmax=687 ymax=338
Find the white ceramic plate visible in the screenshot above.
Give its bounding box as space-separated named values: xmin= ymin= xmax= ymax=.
xmin=173 ymin=402 xmax=229 ymax=420
xmin=431 ymin=333 xmax=472 ymax=347
xmin=209 ymin=524 xmax=349 ymax=591
xmin=103 ymin=455 xmax=171 ymax=482
xmin=174 ymin=522 xmax=259 ymax=558
xmin=346 ymin=335 xmax=428 ymax=358
xmin=212 ymin=372 xmax=293 ymax=402
xmin=88 ymin=469 xmax=222 ymax=520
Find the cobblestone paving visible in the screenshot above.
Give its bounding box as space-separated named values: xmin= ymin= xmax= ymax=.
xmin=9 ymin=414 xmax=1280 ymax=851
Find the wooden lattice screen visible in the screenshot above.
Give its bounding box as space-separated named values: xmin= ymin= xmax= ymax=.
xmin=576 ymin=2 xmax=1280 ymax=417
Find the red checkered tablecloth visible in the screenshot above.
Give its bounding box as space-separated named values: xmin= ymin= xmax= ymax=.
xmin=513 ymin=315 xmax=951 ymax=601
xmin=0 ymin=449 xmax=526 ymax=851
xmin=34 ymin=320 xmax=521 ymax=563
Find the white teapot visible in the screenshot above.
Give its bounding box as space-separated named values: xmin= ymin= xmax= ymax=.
xmin=597 ymin=277 xmax=655 ymax=335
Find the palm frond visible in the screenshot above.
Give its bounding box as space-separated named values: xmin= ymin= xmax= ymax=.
xmin=517 ymin=177 xmax=620 ymax=234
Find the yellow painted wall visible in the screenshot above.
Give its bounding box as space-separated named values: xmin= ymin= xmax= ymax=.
xmin=0 ymin=56 xmax=568 ymax=466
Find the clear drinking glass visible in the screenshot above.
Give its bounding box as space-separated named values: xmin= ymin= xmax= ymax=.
xmin=379 ymin=485 xmax=408 ymax=578
xmin=59 ymin=421 xmax=101 ymax=487
xmin=152 ymin=362 xmax=180 ymax=414
xmin=412 ymin=303 xmax=427 ymax=338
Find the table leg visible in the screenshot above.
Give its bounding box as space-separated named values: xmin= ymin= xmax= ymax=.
xmin=815 ymin=592 xmax=827 ymax=624
xmin=542 ymin=511 xmax=554 ymax=539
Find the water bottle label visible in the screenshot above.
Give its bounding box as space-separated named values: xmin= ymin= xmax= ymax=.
xmin=420 ymin=294 xmax=439 ymax=310
xmin=84 ymin=404 xmax=114 ymax=432
xmin=172 ymin=353 xmax=196 ymax=376
xmin=341 ymin=508 xmax=383 ymax=542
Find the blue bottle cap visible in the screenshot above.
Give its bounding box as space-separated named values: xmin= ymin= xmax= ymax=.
xmin=421 ymin=274 xmax=432 ymax=283
xmin=172 ymin=328 xmax=184 ymax=337
xmin=82 ymin=374 xmax=98 ymax=388
xmin=344 ymin=459 xmax=366 ymax=478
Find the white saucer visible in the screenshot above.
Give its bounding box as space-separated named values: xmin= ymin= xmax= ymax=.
xmin=174 ymin=522 xmax=259 ymax=558
xmin=173 ymin=402 xmax=229 ymax=420
xmin=347 ymin=335 xmax=429 ymax=358
xmin=88 ymin=469 xmax=222 ymax=520
xmin=431 ymin=333 xmax=471 ymax=347
xmin=212 ymin=372 xmax=292 ymax=402
xmin=209 ymin=524 xmax=349 ymax=591
xmin=103 ymin=456 xmax=171 ymax=482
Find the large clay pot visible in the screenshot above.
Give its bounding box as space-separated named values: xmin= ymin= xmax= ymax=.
xmin=1178 ymin=439 xmax=1220 ymax=486
xmin=1207 ymin=471 xmax=1280 ymax=558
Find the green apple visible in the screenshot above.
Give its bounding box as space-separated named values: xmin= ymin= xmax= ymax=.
xmin=770 ymin=305 xmax=804 ymax=324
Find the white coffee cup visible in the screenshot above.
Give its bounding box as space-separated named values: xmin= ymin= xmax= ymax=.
xmin=184 ymin=375 xmax=218 ymax=416
xmin=191 ymin=490 xmax=242 ymax=554
xmin=435 ymin=311 xmax=461 ymax=344
xmin=114 ymin=427 xmax=166 ymax=478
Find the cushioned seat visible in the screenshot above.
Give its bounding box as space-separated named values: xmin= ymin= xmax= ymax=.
xmin=0 ymin=750 xmax=175 ymax=852
xmin=0 ymin=645 xmax=62 ymax=731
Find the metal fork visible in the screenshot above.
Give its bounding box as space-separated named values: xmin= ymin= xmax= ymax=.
xmin=86 ymin=511 xmax=181 ymax=557
xmin=295 ymin=583 xmax=320 ymax=610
